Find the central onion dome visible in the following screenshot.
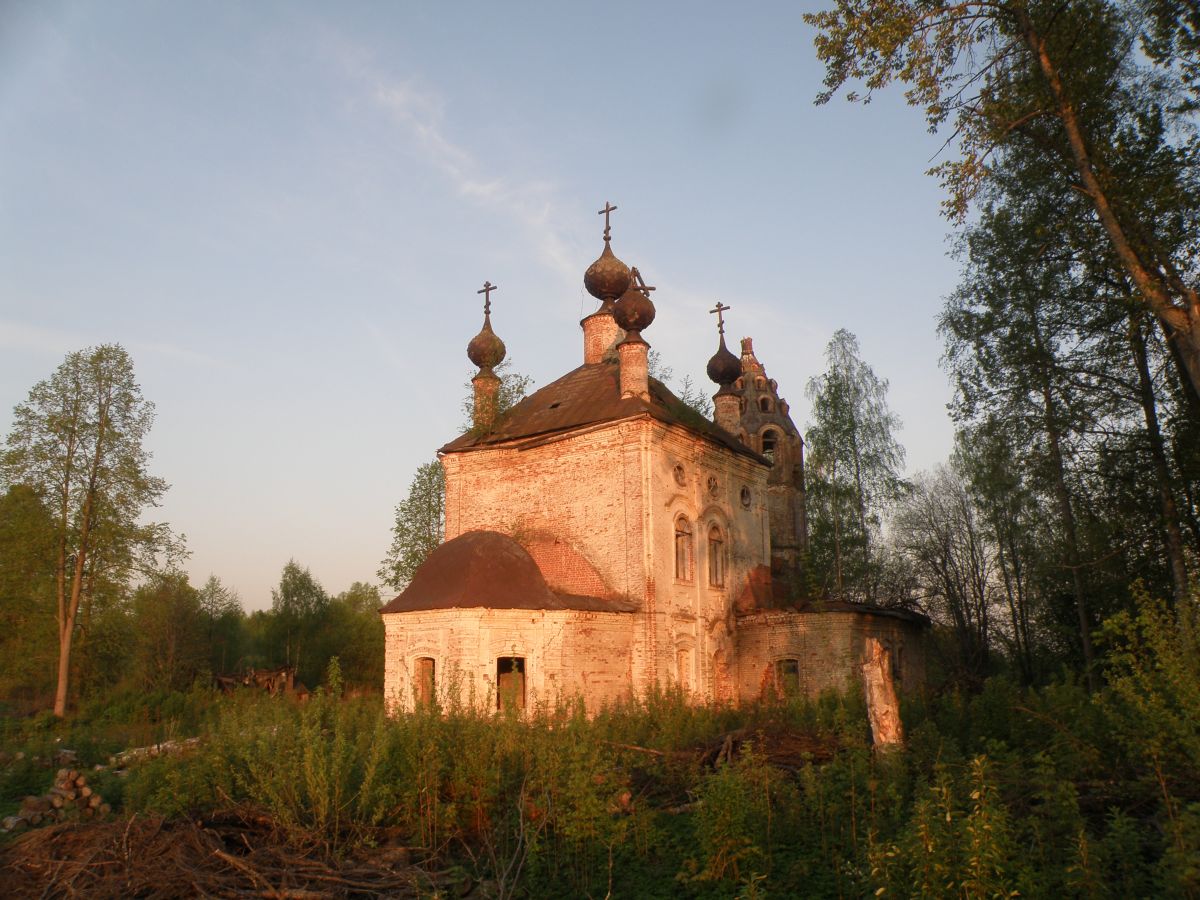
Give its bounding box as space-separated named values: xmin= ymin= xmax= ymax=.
xmin=707 ymin=335 xmax=741 ymax=386
xmin=584 ymin=241 xmax=632 ymax=302
xmin=613 ymin=279 xmax=656 ymax=333
xmin=467 ymin=312 xmax=506 ymax=374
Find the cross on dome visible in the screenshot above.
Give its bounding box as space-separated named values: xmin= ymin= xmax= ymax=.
xmin=598 ymin=201 xmax=618 ymax=241
xmin=477 ymin=280 xmax=498 ymax=315
xmin=710 ymin=301 xmax=731 ymax=335
xmin=631 ymin=266 xmax=656 ymax=298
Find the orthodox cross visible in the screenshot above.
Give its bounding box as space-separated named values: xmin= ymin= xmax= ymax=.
xmin=631 ymin=266 xmax=656 ymax=298
xmin=477 ymin=280 xmax=498 ymax=315
xmin=598 ymin=201 xmax=618 ymax=241
xmin=709 ymin=301 xmax=730 ymax=335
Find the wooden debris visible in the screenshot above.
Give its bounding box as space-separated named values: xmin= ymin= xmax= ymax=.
xmin=1 ymin=769 xmax=113 ymax=834
xmin=0 ymin=810 xmax=441 ymax=898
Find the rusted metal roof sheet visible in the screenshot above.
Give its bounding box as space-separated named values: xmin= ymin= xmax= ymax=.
xmin=441 ymin=361 xmax=766 ymax=463
xmin=380 ymin=529 xmax=636 ymax=614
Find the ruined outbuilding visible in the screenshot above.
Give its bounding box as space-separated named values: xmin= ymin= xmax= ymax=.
xmin=382 ymin=207 xmax=926 ymax=713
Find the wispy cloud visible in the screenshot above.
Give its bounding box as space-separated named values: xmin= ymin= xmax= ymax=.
xmin=0 ymin=320 xmax=234 ymax=370
xmin=322 ymin=36 xmax=579 ymax=287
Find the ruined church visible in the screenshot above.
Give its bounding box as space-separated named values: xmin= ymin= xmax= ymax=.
xmin=381 ymin=206 xmax=926 ymax=712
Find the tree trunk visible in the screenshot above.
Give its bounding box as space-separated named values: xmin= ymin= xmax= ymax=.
xmin=53 ymin=402 xmax=108 ymax=718
xmin=1017 ymin=7 xmax=1200 ymax=400
xmin=1129 ymin=316 xmax=1192 ymax=606
xmin=861 ymin=637 xmax=904 ymax=748
xmin=1028 ymin=307 xmax=1097 ymax=691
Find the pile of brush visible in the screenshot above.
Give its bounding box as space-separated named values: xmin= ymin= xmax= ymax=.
xmin=1 ymin=769 xmax=111 ymax=834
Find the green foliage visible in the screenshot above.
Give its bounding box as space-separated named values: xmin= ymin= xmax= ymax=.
xmin=805 ymin=329 xmax=906 ymax=602
xmin=0 ymin=485 xmax=58 ymax=713
xmin=131 ymin=572 xmax=208 ymax=692
xmin=269 ymin=559 xmax=329 ymax=684
xmin=377 ymin=460 xmax=445 ymax=592
xmin=1 ymin=344 xmax=179 ymax=716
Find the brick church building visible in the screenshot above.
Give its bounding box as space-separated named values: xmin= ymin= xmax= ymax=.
xmin=381 ymin=208 xmax=926 ymax=712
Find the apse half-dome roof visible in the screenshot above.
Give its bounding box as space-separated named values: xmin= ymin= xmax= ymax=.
xmin=380 ymin=529 xmax=634 ymax=614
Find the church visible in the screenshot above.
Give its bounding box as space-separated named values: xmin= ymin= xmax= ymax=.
xmin=381 ymin=206 xmax=927 ymax=713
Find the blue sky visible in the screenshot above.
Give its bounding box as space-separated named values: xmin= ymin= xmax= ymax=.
xmin=1 ymin=1 xmax=960 ymax=608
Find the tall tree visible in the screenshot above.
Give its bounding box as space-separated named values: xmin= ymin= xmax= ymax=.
xmin=131 ymin=571 xmax=207 ymax=692
xmin=1 ymin=345 xmax=173 ymax=716
xmin=378 ymin=460 xmax=445 ymax=592
xmin=197 ymin=575 xmax=244 ymax=674
xmin=383 ymin=363 xmax=533 ymax=593
xmin=805 ymin=0 xmax=1200 ymax=396
xmin=893 ymin=464 xmax=994 ymax=685
xmin=270 ymin=559 xmax=328 ymax=682
xmin=805 ymin=329 xmax=907 ymax=601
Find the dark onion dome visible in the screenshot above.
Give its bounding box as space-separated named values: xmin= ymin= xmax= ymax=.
xmin=612 ymin=281 xmax=655 ymax=332
xmin=706 ymin=335 xmax=741 ymax=386
xmin=467 ymin=313 xmax=506 ymax=373
xmin=584 ymin=241 xmax=632 ymax=301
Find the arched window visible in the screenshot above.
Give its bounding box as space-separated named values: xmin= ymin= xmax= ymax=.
xmin=674 ymin=515 xmax=693 ymax=582
xmin=677 ymin=647 xmax=693 ymax=692
xmin=707 ymin=525 xmax=725 ymax=588
xmin=759 ymin=396 xmax=772 ymax=412
xmin=755 ymin=377 xmax=766 ymax=390
xmin=762 ymin=429 xmax=779 ymax=463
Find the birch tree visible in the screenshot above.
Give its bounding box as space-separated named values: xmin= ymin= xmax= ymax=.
xmin=805 ymin=330 xmax=907 ymax=601
xmin=1 ymin=345 xmax=171 ymax=716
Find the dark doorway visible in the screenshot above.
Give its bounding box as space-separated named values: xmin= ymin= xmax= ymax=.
xmin=414 ymin=657 xmax=435 ymax=706
xmin=497 ymin=657 xmax=526 ymax=711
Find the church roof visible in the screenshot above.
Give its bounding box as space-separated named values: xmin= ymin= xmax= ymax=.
xmin=380 ymin=529 xmax=636 ymax=614
xmin=441 ymin=361 xmax=767 ymax=462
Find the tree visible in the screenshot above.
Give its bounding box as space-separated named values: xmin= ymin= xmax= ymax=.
xmin=197 ymin=575 xmax=244 ymax=674
xmin=323 ymin=582 xmax=384 ymax=688
xmin=0 ymin=485 xmax=59 ymax=710
xmin=460 ymin=360 xmax=534 ymax=428
xmin=131 ymin=571 xmax=207 ymax=692
xmin=805 ymin=330 xmax=907 ymax=601
xmin=805 ymin=0 xmax=1200 ymax=397
xmin=0 ymin=345 xmax=173 ymax=716
xmin=648 ymin=350 xmax=715 ymax=418
xmin=383 ymin=364 xmax=533 ymax=593
xmin=894 ymin=464 xmax=995 ymax=685
xmin=378 ymin=461 xmax=445 ymax=591
xmin=270 ymin=559 xmax=328 ymax=681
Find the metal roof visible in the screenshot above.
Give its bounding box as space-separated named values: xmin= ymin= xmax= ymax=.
xmin=441 ymin=360 xmax=767 ymax=463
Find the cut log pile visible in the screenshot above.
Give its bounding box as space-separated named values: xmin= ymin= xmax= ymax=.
xmin=1 ymin=769 xmax=111 ymax=834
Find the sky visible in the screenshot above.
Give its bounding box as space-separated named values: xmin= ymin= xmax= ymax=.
xmin=0 ymin=1 xmax=962 ymax=610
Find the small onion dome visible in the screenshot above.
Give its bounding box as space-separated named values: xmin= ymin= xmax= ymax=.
xmin=584 ymin=241 xmax=632 ymax=301
xmin=613 ymin=282 xmax=656 ymax=333
xmin=467 ymin=313 xmax=506 ymax=373
xmin=706 ymin=335 xmax=741 ymax=386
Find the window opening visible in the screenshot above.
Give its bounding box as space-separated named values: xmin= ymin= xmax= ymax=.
xmin=762 ymin=429 xmax=778 ymax=463
xmin=775 ymin=658 xmax=801 ymax=696
xmin=759 ymin=397 xmax=771 ymax=412
xmin=497 ymin=657 xmax=526 ymax=711
xmin=674 ymin=515 xmax=693 ymax=581
xmin=414 ymin=657 xmax=435 ymax=707
xmin=708 ymin=525 xmax=725 ymax=587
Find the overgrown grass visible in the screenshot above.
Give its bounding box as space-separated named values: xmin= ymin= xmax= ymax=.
xmin=4 ymin=593 xmax=1198 ymax=896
